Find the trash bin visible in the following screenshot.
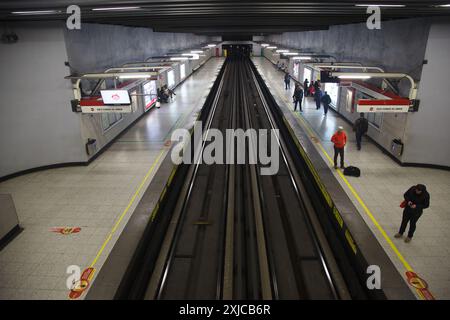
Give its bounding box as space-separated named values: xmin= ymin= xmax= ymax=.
xmin=86 ymin=138 xmax=97 ymax=156
xmin=391 ymin=138 xmax=404 ymax=157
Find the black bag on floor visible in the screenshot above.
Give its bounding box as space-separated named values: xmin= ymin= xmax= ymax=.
xmin=344 ymin=166 xmax=360 ymax=177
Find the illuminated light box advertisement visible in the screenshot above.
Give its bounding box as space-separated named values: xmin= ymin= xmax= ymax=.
xmin=168 ymin=70 xmax=175 ymax=87
xmin=180 ymin=64 xmax=186 ymax=79
xmin=293 ymin=61 xmax=299 ymax=78
xmin=143 ymin=81 xmax=158 ymax=111
xmin=100 ymin=90 xmax=131 ymax=105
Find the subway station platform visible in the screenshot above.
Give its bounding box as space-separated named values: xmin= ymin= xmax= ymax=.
xmin=252 ymin=56 xmax=450 ymax=299
xmin=0 ymin=58 xmax=225 ymax=300
xmin=1 ymin=55 xmax=448 ymax=300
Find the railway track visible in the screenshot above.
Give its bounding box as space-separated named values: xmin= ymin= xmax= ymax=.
xmin=115 ymin=56 xmax=358 ymax=300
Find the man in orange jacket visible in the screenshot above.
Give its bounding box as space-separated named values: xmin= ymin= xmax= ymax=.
xmin=331 ymin=126 xmax=347 ymax=169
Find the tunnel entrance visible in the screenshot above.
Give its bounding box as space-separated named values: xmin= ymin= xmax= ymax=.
xmin=222 ymin=44 xmax=252 ymax=58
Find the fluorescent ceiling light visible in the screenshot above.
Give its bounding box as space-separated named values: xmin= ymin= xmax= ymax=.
xmin=119 ymin=74 xmax=152 ymax=79
xmin=191 ymin=50 xmax=204 ymax=54
xmin=207 ymin=44 xmax=216 ymax=47
xmin=355 ymin=4 xmax=405 ymax=7
xmin=12 ymin=10 xmax=61 ymax=15
xmin=276 ymin=49 xmax=289 ymax=53
xmin=292 ymin=56 xmax=312 ymax=60
xmin=182 ymin=53 xmax=200 ymax=59
xmin=170 ymin=57 xmax=189 ymax=61
xmin=261 ymin=44 xmax=270 ymax=47
xmin=435 ymin=4 xmax=450 ymax=7
xmin=338 ymin=75 xmax=372 ymax=79
xmin=92 ymin=7 xmax=141 ymax=11
xmin=283 ymin=52 xmax=299 ymax=55
xmin=266 ymin=46 xmax=277 ymax=49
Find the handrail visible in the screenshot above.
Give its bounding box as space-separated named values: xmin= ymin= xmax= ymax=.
xmin=330 ymin=72 xmax=418 ymax=99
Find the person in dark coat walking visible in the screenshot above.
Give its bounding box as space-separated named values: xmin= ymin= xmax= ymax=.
xmin=314 ymin=88 xmax=322 ymax=110
xmin=321 ymin=91 xmax=332 ymax=115
xmin=292 ymin=84 xmax=304 ymax=112
xmin=395 ymin=184 xmax=430 ymax=242
xmin=353 ymin=113 xmax=369 ymax=150
xmin=284 ymin=72 xmax=291 ymax=90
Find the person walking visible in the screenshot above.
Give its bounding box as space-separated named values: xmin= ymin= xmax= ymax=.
xmin=284 ymin=72 xmax=291 ymax=90
xmin=331 ymin=126 xmax=347 ymax=169
xmin=321 ymin=91 xmax=332 ymax=116
xmin=303 ymin=79 xmax=309 ymax=96
xmin=293 ymin=84 xmax=304 ymax=112
xmin=395 ymin=184 xmax=430 ymax=243
xmin=314 ymin=87 xmax=322 ymax=110
xmin=353 ymin=113 xmax=369 ymax=150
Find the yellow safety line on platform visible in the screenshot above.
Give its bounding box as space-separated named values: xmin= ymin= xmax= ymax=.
xmin=89 ymin=148 xmax=167 ymax=269
xmin=269 ymin=79 xmax=420 ymax=275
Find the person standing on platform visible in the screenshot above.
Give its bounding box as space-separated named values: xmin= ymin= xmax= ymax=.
xmin=395 ymin=184 xmax=430 ymax=243
xmin=353 ymin=113 xmax=369 ymax=150
xmin=321 ymin=91 xmax=332 ymax=116
xmin=308 ymin=83 xmax=315 ymax=97
xmin=303 ymin=79 xmax=309 ymax=96
xmin=293 ymin=84 xmax=304 ymax=112
xmin=331 ymin=126 xmax=347 ymax=169
xmin=284 ymin=72 xmax=291 ymax=90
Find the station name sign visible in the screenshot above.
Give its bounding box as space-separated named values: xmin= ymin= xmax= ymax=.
xmin=80 ymin=105 xmax=132 ymax=113
xmin=356 ymin=99 xmax=410 ymax=113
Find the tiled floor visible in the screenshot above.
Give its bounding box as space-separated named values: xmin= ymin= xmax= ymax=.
xmin=253 ymin=57 xmax=450 ymax=299
xmin=0 ymin=57 xmax=225 ymax=300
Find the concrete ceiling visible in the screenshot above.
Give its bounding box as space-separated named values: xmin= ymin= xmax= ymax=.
xmin=1 ymin=1 xmax=450 ymax=35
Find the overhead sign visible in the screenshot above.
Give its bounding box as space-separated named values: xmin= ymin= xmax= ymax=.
xmin=357 ymin=99 xmax=410 ymax=113
xmin=100 ymin=89 xmax=131 ymax=105
xmin=81 ymin=105 xmax=132 ymax=113
xmin=320 ymin=70 xmax=340 ymax=83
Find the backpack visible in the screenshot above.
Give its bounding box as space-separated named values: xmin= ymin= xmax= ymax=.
xmin=343 ymin=166 xmax=361 ymax=177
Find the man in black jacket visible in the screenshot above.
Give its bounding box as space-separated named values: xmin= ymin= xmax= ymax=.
xmin=284 ymin=72 xmax=291 ymax=90
xmin=353 ymin=113 xmax=369 ymax=150
xmin=293 ymin=84 xmax=304 ymax=112
xmin=321 ymin=91 xmax=332 ymax=115
xmin=303 ymin=79 xmax=309 ymax=96
xmin=395 ymin=184 xmax=430 ymax=242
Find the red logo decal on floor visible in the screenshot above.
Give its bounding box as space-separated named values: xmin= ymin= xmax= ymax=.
xmin=69 ymin=267 xmax=95 ymax=300
xmin=51 ymin=227 xmax=81 ymax=235
xmin=405 ymin=271 xmax=435 ymax=300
